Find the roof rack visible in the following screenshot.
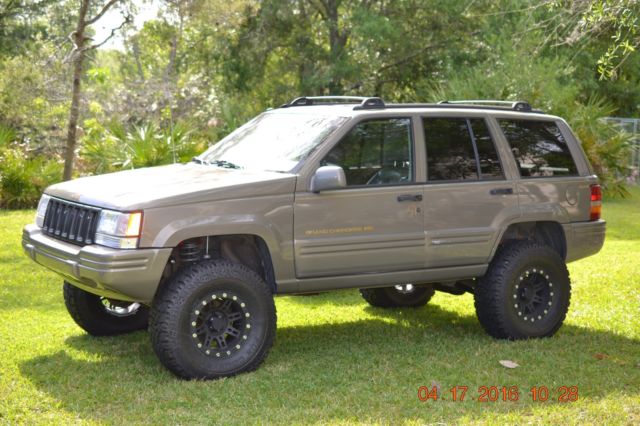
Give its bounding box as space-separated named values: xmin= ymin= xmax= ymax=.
xmin=438 ymin=100 xmax=533 ymax=112
xmin=281 ymin=96 xmax=542 ymax=113
xmin=281 ymin=96 xmax=385 ymax=109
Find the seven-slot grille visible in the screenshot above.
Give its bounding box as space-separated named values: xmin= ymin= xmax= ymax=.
xmin=42 ymin=198 xmax=101 ymax=246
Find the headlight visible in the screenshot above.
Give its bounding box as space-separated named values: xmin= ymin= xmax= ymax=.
xmin=35 ymin=194 xmax=51 ymax=227
xmin=95 ymin=210 xmax=143 ymax=249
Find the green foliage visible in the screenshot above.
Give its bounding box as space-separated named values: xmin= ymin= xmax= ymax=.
xmin=0 ymin=125 xmax=16 ymax=148
xmin=578 ymin=0 xmax=640 ymax=79
xmin=569 ymin=97 xmax=636 ymax=197
xmin=0 ymin=0 xmax=639 ymax=208
xmin=0 ymin=149 xmax=62 ymax=208
xmin=80 ymin=120 xmax=206 ymax=174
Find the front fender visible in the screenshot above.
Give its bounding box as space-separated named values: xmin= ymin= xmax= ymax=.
xmin=139 ymin=195 xmax=295 ymax=284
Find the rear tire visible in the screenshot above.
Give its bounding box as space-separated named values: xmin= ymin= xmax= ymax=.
xmin=359 ymin=284 xmax=435 ymax=308
xmin=149 ymin=260 xmax=276 ymax=380
xmin=474 ymin=241 xmax=571 ymax=339
xmin=63 ymin=282 xmax=149 ymax=336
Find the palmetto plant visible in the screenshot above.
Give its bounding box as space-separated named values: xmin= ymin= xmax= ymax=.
xmin=122 ymin=122 xmax=200 ymax=168
xmin=0 ymin=149 xmax=62 ymax=208
xmin=0 ymin=125 xmax=16 ymax=148
xmin=81 ymin=120 xmax=204 ymax=174
xmin=569 ymin=96 xmax=634 ymax=198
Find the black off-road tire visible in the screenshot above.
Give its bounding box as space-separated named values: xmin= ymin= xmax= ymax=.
xmin=359 ymin=285 xmax=435 ymax=308
xmin=149 ymin=260 xmax=276 ymax=380
xmin=474 ymin=241 xmax=571 ymax=339
xmin=63 ymin=282 xmax=149 ymax=336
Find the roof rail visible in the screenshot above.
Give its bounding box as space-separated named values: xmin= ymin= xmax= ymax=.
xmin=282 ymin=96 xmax=368 ymax=107
xmin=438 ymin=100 xmax=533 ymax=112
xmin=281 ymin=96 xmax=386 ymax=109
xmin=280 ymin=96 xmax=542 ymax=113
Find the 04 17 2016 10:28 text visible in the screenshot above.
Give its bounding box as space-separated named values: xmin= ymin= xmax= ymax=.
xmin=417 ymin=385 xmax=579 ymax=402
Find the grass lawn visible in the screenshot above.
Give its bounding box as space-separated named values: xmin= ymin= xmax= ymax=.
xmin=1 ymin=189 xmax=639 ymax=425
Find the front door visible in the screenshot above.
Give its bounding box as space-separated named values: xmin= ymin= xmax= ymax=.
xmin=294 ymin=117 xmax=425 ymax=278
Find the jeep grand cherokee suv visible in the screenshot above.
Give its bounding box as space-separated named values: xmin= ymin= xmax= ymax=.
xmin=22 ymin=96 xmax=606 ymax=379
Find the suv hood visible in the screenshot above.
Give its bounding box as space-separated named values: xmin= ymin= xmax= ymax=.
xmin=46 ymin=163 xmax=297 ymax=211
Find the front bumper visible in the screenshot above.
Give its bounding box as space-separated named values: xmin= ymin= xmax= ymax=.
xmin=22 ymin=224 xmax=172 ymax=304
xmin=565 ymin=219 xmax=606 ymax=262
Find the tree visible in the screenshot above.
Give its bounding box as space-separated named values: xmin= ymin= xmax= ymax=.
xmin=62 ymin=0 xmax=131 ymax=181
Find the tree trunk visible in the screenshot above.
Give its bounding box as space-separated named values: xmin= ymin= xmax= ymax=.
xmin=63 ymin=0 xmax=90 ymax=181
xmin=325 ymin=0 xmax=347 ymax=94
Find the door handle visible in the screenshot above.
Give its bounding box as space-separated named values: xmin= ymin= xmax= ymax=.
xmin=490 ymin=187 xmax=514 ymax=195
xmin=397 ymin=194 xmax=423 ymax=202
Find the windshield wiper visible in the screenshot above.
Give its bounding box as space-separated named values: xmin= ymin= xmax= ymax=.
xmin=209 ymin=159 xmax=241 ymax=169
xmin=191 ymin=157 xmax=209 ymax=165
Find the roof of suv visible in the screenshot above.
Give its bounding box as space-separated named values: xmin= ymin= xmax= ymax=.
xmin=274 ymin=96 xmax=562 ymax=120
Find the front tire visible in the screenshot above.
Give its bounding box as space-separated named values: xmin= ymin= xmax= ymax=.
xmin=63 ymin=282 xmax=149 ymax=336
xmin=149 ymin=260 xmax=276 ymax=380
xmin=474 ymin=241 xmax=571 ymax=339
xmin=359 ymin=284 xmax=435 ymax=308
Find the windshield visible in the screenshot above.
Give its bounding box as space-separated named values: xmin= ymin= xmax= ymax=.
xmin=198 ymin=112 xmax=348 ymax=172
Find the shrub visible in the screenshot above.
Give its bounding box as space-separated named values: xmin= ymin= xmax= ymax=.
xmin=0 ymin=125 xmax=16 ymax=149
xmin=80 ymin=120 xmax=206 ymax=175
xmin=0 ymin=149 xmax=63 ymax=209
xmin=569 ymin=97 xmax=635 ymax=198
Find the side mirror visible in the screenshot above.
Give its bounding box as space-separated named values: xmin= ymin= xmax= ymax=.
xmin=310 ymin=165 xmax=346 ymax=193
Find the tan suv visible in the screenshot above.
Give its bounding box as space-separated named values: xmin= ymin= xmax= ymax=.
xmin=22 ymin=97 xmax=606 ymax=379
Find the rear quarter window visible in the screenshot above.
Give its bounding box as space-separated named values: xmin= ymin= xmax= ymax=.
xmin=498 ymin=119 xmax=578 ymax=178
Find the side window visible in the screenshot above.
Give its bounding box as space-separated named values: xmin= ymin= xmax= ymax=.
xmin=499 ymin=119 xmax=578 ymax=177
xmin=322 ymin=118 xmax=413 ymax=186
xmin=423 ymin=118 xmax=477 ymax=181
xmin=423 ymin=117 xmax=504 ymax=181
xmin=471 ymin=119 xmax=504 ymax=180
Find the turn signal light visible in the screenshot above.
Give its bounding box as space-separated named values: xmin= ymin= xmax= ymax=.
xmin=590 ymin=184 xmax=602 ymax=221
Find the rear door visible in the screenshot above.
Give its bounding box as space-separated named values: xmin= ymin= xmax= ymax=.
xmin=293 ymin=117 xmax=426 ymax=278
xmin=420 ymin=116 xmax=520 ymax=268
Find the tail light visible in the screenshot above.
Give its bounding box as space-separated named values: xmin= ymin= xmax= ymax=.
xmin=590 ymin=184 xmax=602 ymax=221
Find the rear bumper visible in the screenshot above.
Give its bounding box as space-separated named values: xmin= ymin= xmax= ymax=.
xmin=565 ymin=220 xmax=606 ymax=262
xmin=22 ymin=224 xmax=171 ymax=304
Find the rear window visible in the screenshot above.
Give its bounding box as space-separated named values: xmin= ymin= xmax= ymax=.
xmin=498 ymin=119 xmax=578 ymax=177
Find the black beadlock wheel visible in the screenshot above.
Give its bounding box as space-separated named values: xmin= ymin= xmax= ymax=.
xmin=359 ymin=284 xmax=435 ymax=308
xmin=149 ymin=260 xmax=276 ymax=380
xmin=474 ymin=241 xmax=571 ymax=339
xmin=63 ymin=282 xmax=149 ymax=336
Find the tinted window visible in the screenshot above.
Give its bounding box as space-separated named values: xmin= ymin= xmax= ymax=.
xmin=471 ymin=119 xmax=504 ymax=180
xmin=499 ymin=119 xmax=578 ymax=177
xmin=424 ymin=118 xmax=477 ymax=181
xmin=424 ymin=118 xmax=504 ymax=182
xmin=323 ymin=118 xmax=412 ymax=186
